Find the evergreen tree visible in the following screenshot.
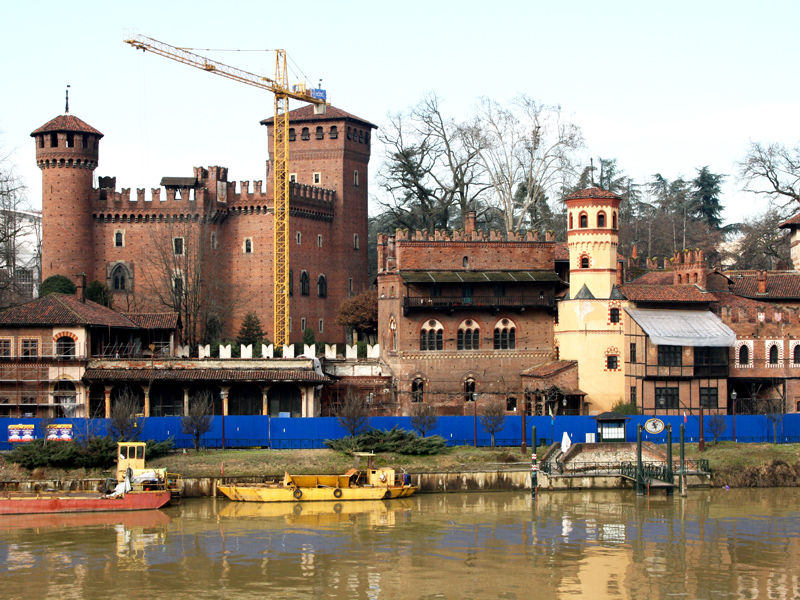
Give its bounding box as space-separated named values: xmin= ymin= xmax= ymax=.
xmin=39 ymin=275 xmax=76 ymax=297
xmin=236 ymin=312 xmax=266 ymax=348
xmin=691 ymin=166 xmax=725 ymax=230
xmin=85 ymin=280 xmax=113 ymax=307
xmin=302 ymin=327 xmax=316 ymax=346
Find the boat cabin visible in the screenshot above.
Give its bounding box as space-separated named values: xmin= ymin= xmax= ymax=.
xmin=116 ymin=442 xmax=146 ymax=482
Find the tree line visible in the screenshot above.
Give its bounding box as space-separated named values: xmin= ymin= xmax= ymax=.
xmin=371 ymin=93 xmax=800 ymax=272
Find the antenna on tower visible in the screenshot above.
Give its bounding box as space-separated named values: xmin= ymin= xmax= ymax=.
xmin=65 ymin=85 xmax=70 ymax=114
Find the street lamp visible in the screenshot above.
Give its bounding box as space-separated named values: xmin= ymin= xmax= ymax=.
xmin=473 ymin=392 xmax=478 ymax=447
xmin=731 ymin=389 xmax=738 ymax=442
xmin=657 ymin=396 xmax=665 ymax=411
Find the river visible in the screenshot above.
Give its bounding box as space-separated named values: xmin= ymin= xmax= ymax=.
xmin=1 ymin=489 xmax=799 ymax=599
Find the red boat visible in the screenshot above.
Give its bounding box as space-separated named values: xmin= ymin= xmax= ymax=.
xmin=0 ymin=442 xmax=180 ymax=516
xmin=0 ymin=489 xmax=172 ymax=515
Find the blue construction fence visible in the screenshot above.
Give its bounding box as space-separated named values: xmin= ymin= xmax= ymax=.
xmin=2 ymin=413 xmax=800 ymax=452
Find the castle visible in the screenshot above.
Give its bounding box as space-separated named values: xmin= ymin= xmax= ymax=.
xmin=31 ymin=105 xmax=376 ymax=344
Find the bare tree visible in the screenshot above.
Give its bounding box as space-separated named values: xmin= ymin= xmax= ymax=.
xmin=738 ymin=141 xmax=800 ymax=207
xmin=760 ymin=382 xmax=787 ymax=444
xmin=479 ymin=397 xmax=507 ymax=448
xmin=141 ymin=214 xmax=244 ymax=350
xmin=470 ymin=95 xmax=582 ymax=234
xmin=720 ymin=204 xmax=792 ymax=270
xmin=377 ymin=94 xmax=490 ymax=232
xmin=707 ymin=414 xmax=727 ymax=445
xmin=108 ymin=386 xmax=145 ymax=441
xmin=0 ymin=142 xmax=39 ymax=307
xmin=337 ymin=386 xmax=370 ymax=437
xmin=410 ymin=401 xmax=439 ymax=437
xmin=181 ymin=390 xmax=214 ymax=451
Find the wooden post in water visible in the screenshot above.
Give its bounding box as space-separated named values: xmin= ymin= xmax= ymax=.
xmin=666 ymin=423 xmax=674 ymax=497
xmin=680 ymin=423 xmax=686 ymax=497
xmin=531 ymin=425 xmax=538 ymax=500
xmin=636 ymin=424 xmax=644 ymax=496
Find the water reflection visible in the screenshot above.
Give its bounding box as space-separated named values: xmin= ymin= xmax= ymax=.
xmin=0 ymin=490 xmax=798 ymax=599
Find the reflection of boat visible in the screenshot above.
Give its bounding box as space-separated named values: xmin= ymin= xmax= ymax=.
xmin=218 ymin=498 xmax=415 ymax=525
xmin=0 ymin=442 xmax=180 ymax=516
xmin=0 ymin=507 xmax=171 ymax=531
xmin=217 ymin=453 xmax=418 ymax=503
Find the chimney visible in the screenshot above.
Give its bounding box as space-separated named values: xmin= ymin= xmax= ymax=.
xmin=464 ymin=210 xmax=476 ymax=235
xmin=75 ymin=273 xmax=86 ymax=302
xmin=757 ymin=270 xmax=767 ymax=294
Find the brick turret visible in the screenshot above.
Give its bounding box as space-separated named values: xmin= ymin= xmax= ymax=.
xmin=31 ymin=113 xmax=103 ymax=281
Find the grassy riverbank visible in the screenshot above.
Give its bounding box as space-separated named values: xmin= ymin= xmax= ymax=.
xmin=2 ymin=442 xmax=800 ymax=486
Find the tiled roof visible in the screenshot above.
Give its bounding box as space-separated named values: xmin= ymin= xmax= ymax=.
xmin=31 ymin=114 xmax=103 ymax=137
xmin=779 ymin=213 xmax=800 ymax=228
xmin=729 ymin=273 xmax=800 ymax=299
xmin=123 ymin=313 xmax=181 ymax=330
xmin=629 ymin=271 xmax=675 ymax=285
xmin=565 ymin=187 xmax=622 ymax=201
xmin=83 ymin=368 xmax=329 ymax=383
xmin=522 ymin=360 xmax=578 ymax=379
xmin=261 ymin=105 xmax=377 ymax=129
xmin=618 ymin=284 xmax=714 ymax=303
xmin=711 ymin=292 xmax=778 ymax=313
xmin=0 ymin=294 xmax=137 ymax=328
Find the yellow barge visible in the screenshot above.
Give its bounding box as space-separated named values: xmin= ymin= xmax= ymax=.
xmin=216 ymin=453 xmax=417 ymax=503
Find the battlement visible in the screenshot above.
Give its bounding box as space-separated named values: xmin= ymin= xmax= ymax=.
xmin=385 ymin=227 xmax=553 ymax=244
xmin=718 ymin=304 xmax=800 ymax=325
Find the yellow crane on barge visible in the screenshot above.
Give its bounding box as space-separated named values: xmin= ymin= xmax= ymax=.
xmin=124 ymin=31 xmax=328 ymax=347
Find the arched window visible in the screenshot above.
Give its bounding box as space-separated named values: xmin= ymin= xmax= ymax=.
xmin=769 ymin=344 xmax=779 ymax=365
xmin=794 ymin=344 xmax=800 ymax=365
xmin=739 ymin=345 xmax=749 ymax=365
xmin=569 ymin=213 xmax=574 ymax=229
xmin=597 ymin=212 xmax=606 ymax=227
xmin=315 ymin=126 xmax=324 ymax=139
xmin=244 ymin=238 xmax=252 ymax=253
xmin=296 ymin=232 xmax=302 ymax=245
xmin=111 ymin=264 xmax=127 ymax=291
xmin=464 ymin=379 xmax=476 ymax=402
xmin=300 ymin=271 xmax=310 ymax=296
xmin=329 ymin=126 xmax=338 ymax=139
xmin=420 ymin=320 xmax=444 ymax=351
xmin=494 ymin=319 xmax=516 ymax=350
xmin=579 ymin=213 xmax=588 ymax=228
xmin=317 ymin=274 xmax=327 ymax=297
xmin=581 ymin=257 xmax=590 ymax=269
xmin=301 ymin=127 xmax=310 ymax=140
xmin=463 ymin=256 xmax=469 ymax=268
xmin=457 ymin=320 xmax=480 ymax=351
xmin=288 ymin=128 xmax=296 ymax=141
xmin=115 ymin=231 xmax=123 ymax=247
xmin=56 ymin=336 xmax=75 ymax=358
xmin=411 ymin=379 xmax=425 ymax=403
xmin=612 ymin=212 xmax=618 ymax=229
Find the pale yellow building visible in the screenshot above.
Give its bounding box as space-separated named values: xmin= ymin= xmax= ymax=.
xmin=555 ymin=188 xmax=627 ymax=414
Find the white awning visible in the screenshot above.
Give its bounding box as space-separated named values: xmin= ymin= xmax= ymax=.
xmin=625 ymin=308 xmax=735 ymax=347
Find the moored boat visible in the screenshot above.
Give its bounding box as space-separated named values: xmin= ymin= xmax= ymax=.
xmin=217 ymin=452 xmax=417 ymax=503
xmin=0 ymin=442 xmax=180 ymax=516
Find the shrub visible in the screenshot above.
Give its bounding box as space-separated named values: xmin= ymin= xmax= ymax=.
xmin=611 ymin=400 xmax=641 ymax=415
xmin=325 ymin=426 xmax=447 ymax=455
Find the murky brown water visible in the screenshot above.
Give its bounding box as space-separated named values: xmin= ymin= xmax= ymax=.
xmin=1 ymin=489 xmax=799 ymax=599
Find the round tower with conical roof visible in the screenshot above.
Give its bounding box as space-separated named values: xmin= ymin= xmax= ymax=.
xmin=31 ymin=114 xmax=102 ymax=281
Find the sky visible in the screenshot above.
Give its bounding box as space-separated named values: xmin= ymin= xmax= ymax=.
xmin=2 ymin=0 xmax=799 ymax=226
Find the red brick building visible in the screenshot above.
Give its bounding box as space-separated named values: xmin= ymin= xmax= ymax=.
xmin=32 ymin=105 xmax=375 ymax=346
xmin=376 ymin=211 xmax=569 ymax=415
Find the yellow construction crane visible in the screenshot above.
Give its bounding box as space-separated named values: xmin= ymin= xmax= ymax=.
xmin=124 ymin=32 xmax=328 ymax=347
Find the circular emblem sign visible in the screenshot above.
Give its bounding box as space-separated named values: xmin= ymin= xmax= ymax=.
xmin=644 ymin=418 xmax=665 ymax=435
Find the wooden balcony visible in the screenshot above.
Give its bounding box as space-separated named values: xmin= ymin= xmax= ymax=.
xmin=403 ymin=294 xmax=554 ymax=315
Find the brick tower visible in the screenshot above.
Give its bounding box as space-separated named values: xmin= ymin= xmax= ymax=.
xmin=31 ymin=113 xmax=102 ymax=281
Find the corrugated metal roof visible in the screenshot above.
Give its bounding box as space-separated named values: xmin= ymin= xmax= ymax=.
xmin=400 ymin=271 xmax=562 ymax=284
xmin=625 ymin=308 xmax=735 ymax=347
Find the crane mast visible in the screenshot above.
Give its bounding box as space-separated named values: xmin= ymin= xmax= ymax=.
xmin=124 ymin=32 xmax=327 ymax=347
